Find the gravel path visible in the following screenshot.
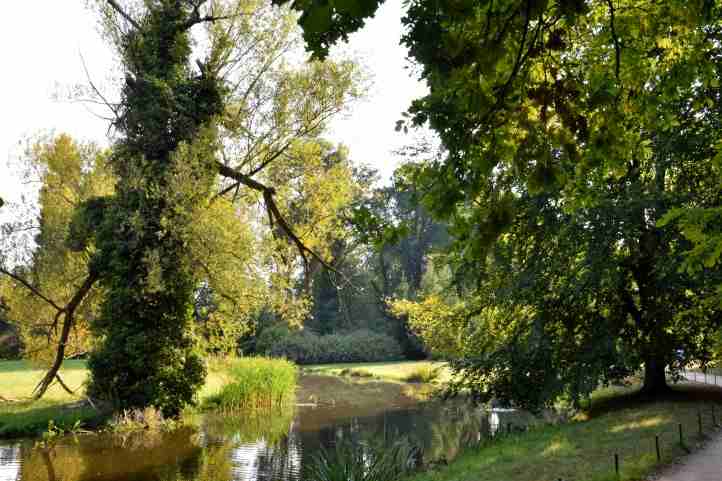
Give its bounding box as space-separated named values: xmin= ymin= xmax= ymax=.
xmin=652 ymin=433 xmax=722 ymax=481
xmin=652 ymin=371 xmax=722 ymax=481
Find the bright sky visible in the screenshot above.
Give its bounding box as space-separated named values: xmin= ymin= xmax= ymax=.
xmin=0 ymin=0 xmax=428 ymax=209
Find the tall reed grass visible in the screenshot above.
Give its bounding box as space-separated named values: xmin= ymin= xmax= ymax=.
xmin=305 ymin=440 xmax=416 ymax=481
xmin=205 ymin=357 xmax=297 ymax=411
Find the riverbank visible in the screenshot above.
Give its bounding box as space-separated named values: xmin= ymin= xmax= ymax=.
xmin=407 ymin=383 xmax=722 ymax=481
xmin=0 ymin=358 xmax=283 ymax=438
xmin=0 ymin=358 xmax=432 ymax=438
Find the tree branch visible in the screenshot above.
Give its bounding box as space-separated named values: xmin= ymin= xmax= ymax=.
xmin=216 ymin=161 xmax=353 ymax=287
xmin=606 ymin=0 xmax=621 ymax=82
xmin=0 ymin=268 xmax=64 ymax=312
xmin=106 ymin=0 xmax=140 ymax=30
xmin=33 ymin=271 xmax=99 ymax=399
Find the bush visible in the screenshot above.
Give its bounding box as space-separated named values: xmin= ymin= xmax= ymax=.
xmin=204 ymin=356 xmax=297 ymax=410
xmin=265 ymin=329 xmax=404 ymax=365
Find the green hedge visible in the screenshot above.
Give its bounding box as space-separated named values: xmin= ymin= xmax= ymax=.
xmin=257 ymin=328 xmax=404 ymax=364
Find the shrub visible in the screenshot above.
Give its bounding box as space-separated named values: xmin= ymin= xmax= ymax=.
xmin=205 ymin=356 xmax=297 ymax=410
xmin=266 ymin=329 xmax=404 ymax=365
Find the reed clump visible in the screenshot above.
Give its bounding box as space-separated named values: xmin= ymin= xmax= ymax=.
xmin=206 ymin=357 xmax=297 ymax=411
xmin=402 ymin=365 xmax=440 ymax=384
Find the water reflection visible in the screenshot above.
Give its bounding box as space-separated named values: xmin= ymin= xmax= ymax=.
xmin=0 ymin=398 xmax=540 ymax=481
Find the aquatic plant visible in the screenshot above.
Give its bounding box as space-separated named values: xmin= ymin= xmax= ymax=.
xmin=305 ymin=440 xmax=416 ymax=481
xmin=109 ymin=406 xmax=171 ymax=432
xmin=205 ymin=357 xmax=297 ymax=410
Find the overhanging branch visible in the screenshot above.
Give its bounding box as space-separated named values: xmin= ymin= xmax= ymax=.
xmin=106 ymin=0 xmax=140 ymax=30
xmin=216 ymin=161 xmax=352 ymax=287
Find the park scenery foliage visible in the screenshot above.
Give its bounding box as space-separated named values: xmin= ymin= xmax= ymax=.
xmin=0 ymin=3 xmax=721 ymax=480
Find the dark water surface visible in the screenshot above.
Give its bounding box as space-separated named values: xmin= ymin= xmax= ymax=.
xmin=0 ymin=377 xmax=539 ymax=481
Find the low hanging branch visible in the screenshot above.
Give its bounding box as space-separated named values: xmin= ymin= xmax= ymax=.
xmin=0 ymin=266 xmax=99 ymax=400
xmin=216 ymin=161 xmax=353 ymax=288
xmin=32 ymin=271 xmax=99 ymax=399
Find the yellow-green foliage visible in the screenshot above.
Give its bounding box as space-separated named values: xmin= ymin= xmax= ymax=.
xmin=391 ymin=296 xmax=532 ymax=361
xmin=205 ymin=357 xmax=297 ymax=410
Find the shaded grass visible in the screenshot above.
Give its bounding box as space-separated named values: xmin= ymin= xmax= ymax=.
xmin=305 ymin=361 xmax=450 ymax=384
xmin=202 ymin=356 xmax=297 ymax=410
xmin=0 ymin=360 xmax=101 ymax=438
xmin=409 ymin=383 xmax=722 ymax=481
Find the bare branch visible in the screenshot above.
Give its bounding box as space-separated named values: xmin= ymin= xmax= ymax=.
xmin=106 ymin=0 xmax=140 ymax=30
xmin=0 ymin=268 xmax=63 ymax=312
xmin=79 ymin=52 xmax=119 ymax=120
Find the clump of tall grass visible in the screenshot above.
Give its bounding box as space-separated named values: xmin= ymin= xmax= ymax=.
xmin=205 ymin=357 xmax=297 ymax=411
xmin=109 ymin=406 xmax=169 ymax=432
xmin=305 ymin=440 xmax=416 ymax=481
xmin=402 ymin=365 xmax=440 ymax=384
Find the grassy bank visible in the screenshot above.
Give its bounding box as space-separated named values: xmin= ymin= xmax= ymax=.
xmin=304 ymin=360 xmax=450 ymax=384
xmin=407 ymin=383 xmax=722 ymax=481
xmin=0 ymin=357 xmax=294 ymax=438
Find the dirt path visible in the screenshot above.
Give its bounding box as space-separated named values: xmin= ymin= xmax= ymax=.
xmin=652 ymin=433 xmax=722 ymax=481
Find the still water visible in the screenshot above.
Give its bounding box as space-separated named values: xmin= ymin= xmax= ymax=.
xmin=0 ymin=376 xmax=539 ymax=481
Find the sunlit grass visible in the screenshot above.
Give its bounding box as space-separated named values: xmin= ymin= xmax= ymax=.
xmin=304 ymin=361 xmax=450 ymax=384
xmin=0 ymin=358 xmax=265 ymax=437
xmin=409 ymin=383 xmax=722 ymax=481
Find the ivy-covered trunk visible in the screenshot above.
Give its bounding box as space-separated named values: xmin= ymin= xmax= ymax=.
xmin=85 ymin=0 xmax=225 ymax=416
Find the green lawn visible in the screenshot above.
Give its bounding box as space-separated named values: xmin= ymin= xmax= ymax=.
xmin=409 ymin=383 xmax=722 ymax=481
xmin=303 ymin=360 xmax=451 ymax=383
xmin=0 ymin=359 xmax=231 ymax=438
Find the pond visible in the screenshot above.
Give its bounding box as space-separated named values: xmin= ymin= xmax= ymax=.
xmin=0 ymin=375 xmax=544 ymax=481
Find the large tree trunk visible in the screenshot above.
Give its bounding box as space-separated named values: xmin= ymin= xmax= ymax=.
xmin=640 ymin=356 xmax=671 ymax=396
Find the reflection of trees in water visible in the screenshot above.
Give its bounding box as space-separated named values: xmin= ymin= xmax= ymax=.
xmin=76 ymin=428 xmax=204 ymax=480
xmin=6 ymin=402 xmax=540 ymax=481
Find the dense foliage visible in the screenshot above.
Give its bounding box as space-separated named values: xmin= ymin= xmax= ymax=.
xmin=282 ymin=0 xmax=722 ymax=408
xmin=256 ymin=326 xmax=403 ymax=365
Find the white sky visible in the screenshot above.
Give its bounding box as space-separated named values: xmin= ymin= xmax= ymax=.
xmin=0 ymin=0 xmax=428 ymax=208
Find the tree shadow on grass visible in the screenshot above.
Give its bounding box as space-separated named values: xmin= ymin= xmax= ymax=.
xmin=586 ymin=383 xmax=722 ymax=419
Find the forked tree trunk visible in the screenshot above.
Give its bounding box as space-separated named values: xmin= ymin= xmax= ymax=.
xmin=640 ymin=356 xmax=670 ymax=396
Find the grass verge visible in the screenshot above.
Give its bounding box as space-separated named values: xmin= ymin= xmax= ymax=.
xmin=407 ymin=383 xmax=722 ymax=481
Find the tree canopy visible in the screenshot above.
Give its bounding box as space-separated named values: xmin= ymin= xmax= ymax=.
xmin=282 ymin=0 xmax=722 ymax=407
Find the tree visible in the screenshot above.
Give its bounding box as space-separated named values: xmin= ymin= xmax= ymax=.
xmin=0 ymin=134 xmax=112 ymax=397
xmin=281 ymin=0 xmax=722 ymax=405
xmin=64 ymin=0 xmax=361 ymax=414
